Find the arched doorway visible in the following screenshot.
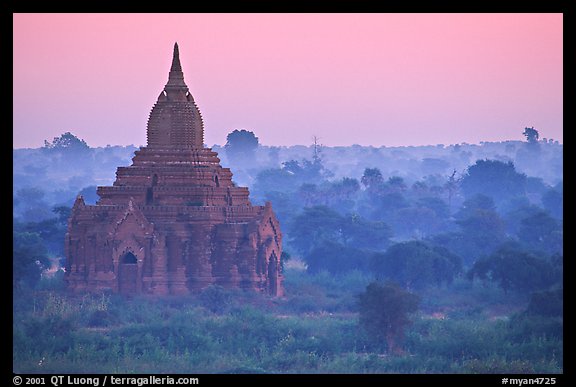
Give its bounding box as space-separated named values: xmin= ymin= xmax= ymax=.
xmin=267 ymin=252 xmax=278 ymax=296
xmin=118 ymin=252 xmax=139 ymax=294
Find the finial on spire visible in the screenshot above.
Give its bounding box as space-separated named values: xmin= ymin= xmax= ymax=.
xmin=171 ymin=42 xmax=182 ymax=72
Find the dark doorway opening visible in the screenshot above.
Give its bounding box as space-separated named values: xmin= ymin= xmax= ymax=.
xmin=119 ymin=252 xmax=138 ymax=294
xmin=268 ymin=252 xmax=278 ymax=296
xmin=146 ymin=188 xmax=153 ymax=205
xmin=122 ymin=252 xmax=138 ymax=264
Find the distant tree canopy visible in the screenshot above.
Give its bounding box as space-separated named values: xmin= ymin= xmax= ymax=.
xmin=14 ymin=187 xmax=55 ymax=223
xmin=455 ymin=194 xmax=497 ymax=220
xmin=339 ymin=213 xmax=391 ymax=250
xmin=431 ymin=194 xmax=508 ymax=266
xmin=518 ymin=211 xmax=563 ymax=256
xmin=289 ymin=206 xmax=343 ymax=255
xmin=361 ymin=167 xmax=384 ymax=190
xmin=13 ymin=231 xmax=51 ymax=289
xmin=460 ymin=159 xmax=527 ymax=204
xmin=417 ymin=197 xmax=450 ymax=220
xmin=306 ymin=240 xmax=371 ymax=274
xmin=523 ymin=127 xmax=539 ymax=143
xmin=52 ymin=206 xmax=72 ymax=226
xmin=283 ymin=158 xmax=332 ymax=182
xmin=253 ymin=168 xmax=302 ymax=196
xmin=386 ymin=176 xmax=407 ymax=193
xmin=289 ymin=205 xmax=392 ymax=257
xmin=14 ymin=213 xmax=68 ymax=257
xmin=468 ymin=243 xmax=560 ymax=294
xmin=298 ymin=178 xmax=360 ymax=213
xmin=358 ymin=282 xmax=420 ymax=354
xmin=43 ymin=132 xmax=90 ymax=152
xmin=371 ymin=241 xmax=462 ymax=290
xmin=456 ymin=200 xmax=506 ymax=244
xmin=225 ymin=129 xmax=259 ymax=161
xmin=541 ymin=186 xmax=563 ymax=220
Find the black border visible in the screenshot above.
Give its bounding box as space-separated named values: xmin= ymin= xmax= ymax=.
xmin=8 ymin=1 xmax=570 ymax=384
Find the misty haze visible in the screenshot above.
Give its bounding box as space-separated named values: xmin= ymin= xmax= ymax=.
xmin=13 ymin=13 xmax=562 ymax=377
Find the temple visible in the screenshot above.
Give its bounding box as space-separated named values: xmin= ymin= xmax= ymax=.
xmin=65 ymin=43 xmax=283 ymax=296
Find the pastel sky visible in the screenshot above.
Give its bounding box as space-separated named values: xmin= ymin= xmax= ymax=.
xmin=13 ymin=13 xmax=563 ymax=148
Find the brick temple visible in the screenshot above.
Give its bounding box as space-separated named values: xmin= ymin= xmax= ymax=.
xmin=65 ymin=43 xmax=283 ymax=296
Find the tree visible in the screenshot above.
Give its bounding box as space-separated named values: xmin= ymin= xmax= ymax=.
xmin=386 ymin=176 xmax=407 ymax=193
xmin=282 ymin=159 xmax=304 ymax=175
xmin=306 ymin=240 xmax=370 ymax=274
xmin=43 ymin=132 xmax=89 ymax=152
xmin=339 ymin=213 xmax=392 ymax=251
xmin=330 ymin=177 xmax=360 ymax=201
xmin=198 ymin=285 xmax=233 ymax=314
xmin=315 ymin=178 xmax=361 ymax=212
xmin=541 ymin=183 xmax=563 ymax=220
xmin=358 ymin=282 xmax=420 ymax=354
xmin=502 ymin=203 xmax=543 ymax=236
xmin=288 ymin=206 xmax=343 ymax=255
xmin=283 ymin=158 xmax=332 ymax=182
xmin=522 ymin=127 xmax=539 ymax=143
xmin=298 ymin=183 xmax=321 ymax=207
xmin=260 ymin=191 xmax=300 ymax=226
xmin=518 ymin=211 xmax=563 ymax=255
xmin=252 ymin=168 xmax=300 ymax=198
xmin=372 ymin=192 xmax=410 ymax=219
xmin=53 ymin=206 xmax=72 ymax=226
xmin=444 ymin=169 xmax=462 ymax=211
xmin=16 ymin=187 xmax=45 ymax=204
xmin=14 ymin=211 xmax=69 ymax=256
xmin=311 ymin=135 xmax=324 ymax=165
xmin=371 ymin=241 xmax=462 ymax=290
xmin=361 ymin=167 xmax=384 ymax=191
xmin=457 ymin=208 xmax=506 ymax=261
xmin=391 ymin=206 xmax=439 ymax=239
xmin=14 ymin=187 xmax=54 ymax=222
xmin=290 ymin=205 xmax=393 ymax=254
xmin=468 ymin=243 xmax=557 ymax=294
xmin=13 ymin=231 xmax=50 ymax=289
xmin=224 ymin=129 xmax=259 ymax=162
xmin=460 ymin=159 xmax=527 ymax=205
xmin=432 ymin=194 xmax=508 ymax=266
xmin=417 ymin=196 xmax=450 ymax=220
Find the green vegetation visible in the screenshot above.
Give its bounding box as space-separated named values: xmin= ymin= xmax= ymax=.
xmin=13 ymin=269 xmax=562 ymax=374
xmin=13 ymin=131 xmax=563 ymax=373
xmin=225 ymin=129 xmax=259 ymax=164
xmin=358 ymin=282 xmax=420 ymax=354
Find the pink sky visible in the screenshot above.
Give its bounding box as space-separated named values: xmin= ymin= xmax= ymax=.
xmin=13 ymin=13 xmax=563 ymax=148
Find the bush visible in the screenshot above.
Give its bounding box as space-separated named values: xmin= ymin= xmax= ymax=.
xmin=358 ymin=282 xmax=420 ymax=354
xmin=198 ymin=285 xmax=233 ymax=313
xmin=371 ymin=241 xmax=462 ymax=290
xmin=526 ymin=288 xmax=563 ymax=317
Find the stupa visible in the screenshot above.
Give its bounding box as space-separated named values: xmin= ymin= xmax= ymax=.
xmin=65 ymin=43 xmax=283 ymax=296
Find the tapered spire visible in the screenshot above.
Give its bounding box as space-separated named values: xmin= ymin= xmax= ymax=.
xmin=166 ymin=42 xmax=186 ymax=89
xmin=171 ymin=42 xmax=182 ymax=72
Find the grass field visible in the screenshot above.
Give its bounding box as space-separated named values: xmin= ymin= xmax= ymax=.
xmin=13 ymin=267 xmax=562 ymax=374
